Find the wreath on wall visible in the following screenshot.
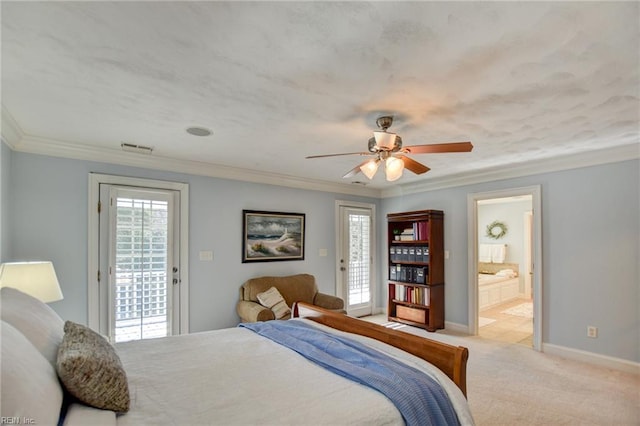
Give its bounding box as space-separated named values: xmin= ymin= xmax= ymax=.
xmin=486 ymin=220 xmax=508 ymax=239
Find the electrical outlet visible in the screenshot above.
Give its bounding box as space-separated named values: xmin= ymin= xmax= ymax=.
xmin=587 ymin=326 xmax=598 ymax=338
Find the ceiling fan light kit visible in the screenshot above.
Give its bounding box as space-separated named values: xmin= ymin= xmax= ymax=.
xmin=306 ymin=115 xmax=473 ymax=183
xmin=385 ymin=156 xmax=404 ymax=181
xmin=373 ymin=131 xmax=397 ymax=150
xmin=360 ymin=159 xmax=380 ymax=180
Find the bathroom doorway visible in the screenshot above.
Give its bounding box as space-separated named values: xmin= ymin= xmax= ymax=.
xmin=467 ymin=186 xmax=542 ymax=351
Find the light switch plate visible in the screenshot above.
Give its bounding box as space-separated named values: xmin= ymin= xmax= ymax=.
xmin=199 ymin=250 xmax=213 ymax=261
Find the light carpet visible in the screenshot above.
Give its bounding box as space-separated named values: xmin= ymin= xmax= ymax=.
xmin=501 ymin=302 xmax=533 ymax=318
xmin=363 ymin=315 xmax=639 ymax=425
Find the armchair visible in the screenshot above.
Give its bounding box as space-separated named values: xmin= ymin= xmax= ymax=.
xmin=237 ymin=273 xmax=344 ymax=322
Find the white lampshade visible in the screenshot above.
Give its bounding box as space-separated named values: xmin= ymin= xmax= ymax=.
xmin=360 ymin=159 xmax=380 ymax=180
xmin=373 ymin=131 xmax=397 ymax=150
xmin=385 ymin=156 xmax=404 ymax=181
xmin=0 ymin=261 xmax=63 ymax=303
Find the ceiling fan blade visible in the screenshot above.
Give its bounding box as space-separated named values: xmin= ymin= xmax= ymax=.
xmin=342 ymin=160 xmax=372 ymax=178
xmin=306 ymin=151 xmax=370 ymax=159
xmin=403 ymin=141 xmax=473 ymax=154
xmin=399 ymin=155 xmax=430 ymax=175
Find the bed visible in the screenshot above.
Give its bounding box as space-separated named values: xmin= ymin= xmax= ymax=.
xmin=1 ymin=287 xmax=474 ymax=426
xmin=478 ymin=262 xmax=520 ymax=311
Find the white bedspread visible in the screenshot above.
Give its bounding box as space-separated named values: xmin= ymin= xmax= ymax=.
xmin=107 ymin=319 xmax=474 ymax=426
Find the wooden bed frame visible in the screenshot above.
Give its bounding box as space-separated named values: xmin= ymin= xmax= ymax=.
xmin=293 ymin=302 xmax=469 ymax=397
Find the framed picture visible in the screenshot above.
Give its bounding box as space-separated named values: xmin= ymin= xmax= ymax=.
xmin=242 ymin=210 xmax=305 ymax=262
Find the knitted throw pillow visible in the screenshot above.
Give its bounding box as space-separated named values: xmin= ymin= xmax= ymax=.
xmin=56 ymin=321 xmax=130 ymax=413
xmin=256 ymin=287 xmax=291 ymax=319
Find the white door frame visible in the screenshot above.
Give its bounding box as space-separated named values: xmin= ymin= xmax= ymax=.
xmin=523 ymin=211 xmax=533 ymax=299
xmin=88 ymin=173 xmax=189 ymax=334
xmin=467 ymin=185 xmax=542 ymax=350
xmin=335 ymin=200 xmax=376 ymax=316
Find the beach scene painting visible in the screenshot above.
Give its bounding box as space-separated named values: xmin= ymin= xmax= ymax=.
xmin=242 ymin=210 xmax=305 ymax=262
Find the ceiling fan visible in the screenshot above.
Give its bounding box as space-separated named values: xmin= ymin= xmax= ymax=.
xmin=306 ymin=116 xmax=473 ymax=181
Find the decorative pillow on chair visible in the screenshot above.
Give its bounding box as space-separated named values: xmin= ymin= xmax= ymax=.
xmin=56 ymin=321 xmax=130 ymax=413
xmin=256 ymin=287 xmax=291 ymax=319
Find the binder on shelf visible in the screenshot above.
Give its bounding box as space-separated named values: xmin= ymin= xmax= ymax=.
xmin=408 ymin=247 xmax=416 ymax=262
xmin=401 ymin=247 xmax=410 ymax=261
xmin=422 ymin=246 xmax=430 ymax=262
xmin=399 ymin=267 xmax=407 ymax=282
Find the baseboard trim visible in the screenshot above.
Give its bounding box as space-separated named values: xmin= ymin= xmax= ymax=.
xmin=542 ymin=343 xmax=640 ymax=374
xmin=371 ymin=307 xmax=385 ymax=316
xmin=444 ymin=321 xmax=470 ymax=334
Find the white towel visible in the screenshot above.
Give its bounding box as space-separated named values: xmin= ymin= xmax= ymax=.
xmin=491 ymin=244 xmax=506 ymax=263
xmin=496 ymin=269 xmax=517 ymax=278
xmin=479 ymin=244 xmax=492 ymax=263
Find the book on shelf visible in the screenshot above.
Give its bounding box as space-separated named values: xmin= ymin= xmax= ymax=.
xmin=399 ymin=227 xmax=415 ymax=241
xmin=394 ymin=284 xmax=430 ymax=305
xmin=412 ymin=221 xmax=430 ymax=241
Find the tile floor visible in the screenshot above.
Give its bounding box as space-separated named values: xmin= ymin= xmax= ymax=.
xmin=365 ymin=298 xmax=534 ymax=346
xmin=479 ymin=298 xmax=533 ymax=346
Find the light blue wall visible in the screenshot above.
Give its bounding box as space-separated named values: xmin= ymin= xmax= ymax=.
xmin=5 ymin=150 xmax=379 ymax=331
xmin=0 ymin=142 xmax=12 ymax=261
xmin=379 ymin=159 xmax=639 ymax=362
xmin=478 ymin=200 xmax=531 ymax=265
xmin=4 ymin=144 xmax=639 ymax=362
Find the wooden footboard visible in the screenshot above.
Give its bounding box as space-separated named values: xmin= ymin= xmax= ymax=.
xmin=293 ymin=302 xmax=468 ymax=397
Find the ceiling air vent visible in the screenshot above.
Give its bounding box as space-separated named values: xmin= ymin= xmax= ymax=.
xmin=121 ymin=143 xmax=153 ymax=154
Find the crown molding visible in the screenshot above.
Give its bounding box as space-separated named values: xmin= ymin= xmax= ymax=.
xmin=1 ymin=105 xmax=24 ymax=150
xmin=11 ymin=134 xmax=382 ymax=198
xmin=5 ymin=111 xmax=637 ymax=200
xmin=381 ymin=143 xmax=640 ymax=198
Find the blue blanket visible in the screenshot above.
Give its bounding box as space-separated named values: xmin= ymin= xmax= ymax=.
xmin=240 ymin=320 xmax=460 ymax=426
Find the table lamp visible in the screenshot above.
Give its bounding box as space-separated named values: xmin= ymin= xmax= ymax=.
xmin=0 ymin=261 xmax=64 ymax=303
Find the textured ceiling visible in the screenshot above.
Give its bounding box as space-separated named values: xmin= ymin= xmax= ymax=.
xmin=2 ymin=1 xmax=638 ymax=190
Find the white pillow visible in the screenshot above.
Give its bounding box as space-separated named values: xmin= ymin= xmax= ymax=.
xmin=256 ymin=287 xmax=291 ymax=319
xmin=1 ymin=320 xmax=64 ymax=425
xmin=0 ymin=287 xmax=64 ymax=366
xmin=63 ymin=403 xmax=116 ymax=426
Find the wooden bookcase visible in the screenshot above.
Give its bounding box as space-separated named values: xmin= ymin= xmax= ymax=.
xmin=387 ymin=210 xmax=444 ymax=332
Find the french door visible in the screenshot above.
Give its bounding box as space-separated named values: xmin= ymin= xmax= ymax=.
xmin=106 ymin=187 xmax=178 ymax=342
xmin=88 ymin=174 xmax=188 ymax=342
xmin=336 ymin=202 xmax=375 ymax=317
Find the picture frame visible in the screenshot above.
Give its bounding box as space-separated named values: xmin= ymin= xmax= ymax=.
xmin=242 ymin=210 xmax=306 ymax=262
